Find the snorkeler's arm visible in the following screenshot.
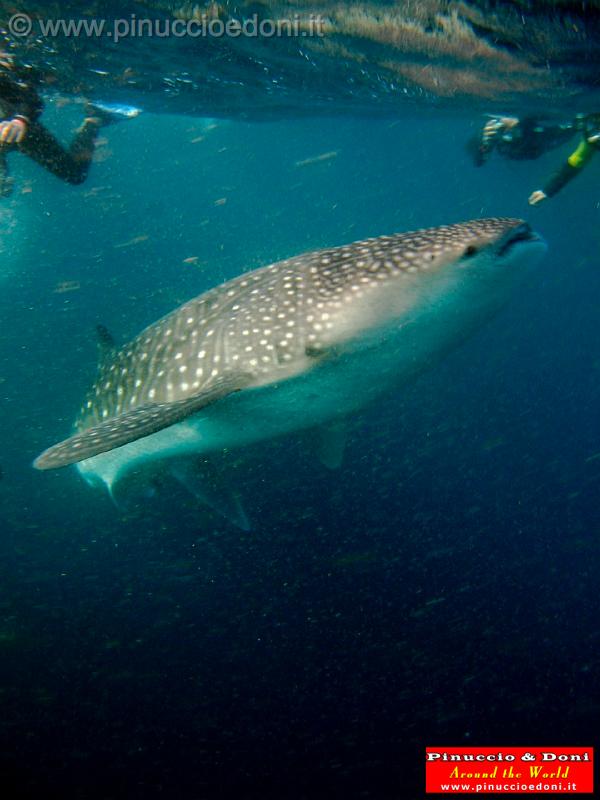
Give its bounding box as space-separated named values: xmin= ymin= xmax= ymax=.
xmin=0 ymin=71 xmax=44 ymax=144
xmin=0 ymin=70 xmax=43 ymax=125
xmin=531 ymin=139 xmax=596 ymax=203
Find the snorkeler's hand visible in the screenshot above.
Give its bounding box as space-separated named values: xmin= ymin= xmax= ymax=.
xmin=483 ymin=116 xmax=519 ymax=140
xmin=0 ymin=117 xmax=27 ymax=144
xmin=528 ymin=190 xmax=547 ymax=206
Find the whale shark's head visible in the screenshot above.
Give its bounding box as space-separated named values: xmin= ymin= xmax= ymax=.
xmin=434 ymin=217 xmax=545 ymax=271
xmin=415 ymin=217 xmax=547 ymax=308
xmin=372 ymin=218 xmax=546 ymax=286
xmin=308 ymin=218 xmax=546 ymax=350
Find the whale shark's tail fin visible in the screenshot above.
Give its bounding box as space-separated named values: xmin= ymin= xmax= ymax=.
xmin=33 ymin=373 xmax=251 ymax=470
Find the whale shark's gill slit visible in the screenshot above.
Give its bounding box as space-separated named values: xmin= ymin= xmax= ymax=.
xmin=34 ymin=373 xmax=252 ymax=470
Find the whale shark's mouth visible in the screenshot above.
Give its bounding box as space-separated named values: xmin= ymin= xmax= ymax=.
xmin=496 ymin=224 xmax=544 ymax=258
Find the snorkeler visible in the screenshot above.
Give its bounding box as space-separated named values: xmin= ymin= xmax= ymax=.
xmin=468 ymin=113 xmax=599 ymax=205
xmin=468 ymin=115 xmax=577 ymax=168
xmin=528 ymin=113 xmax=600 ymax=205
xmin=0 ymin=55 xmax=140 ymax=197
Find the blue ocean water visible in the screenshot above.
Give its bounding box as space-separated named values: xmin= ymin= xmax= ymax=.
xmin=0 ymin=55 xmax=599 ymax=800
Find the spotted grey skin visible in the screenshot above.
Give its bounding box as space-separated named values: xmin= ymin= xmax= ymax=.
xmin=77 ymin=218 xmax=528 ymax=416
xmin=34 ymin=218 xmax=545 ymax=487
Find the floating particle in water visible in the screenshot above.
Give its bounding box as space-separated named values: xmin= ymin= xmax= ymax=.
xmin=482 ymin=436 xmax=505 ymax=452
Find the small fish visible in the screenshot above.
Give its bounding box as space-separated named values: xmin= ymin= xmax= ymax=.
xmin=295 ymin=150 xmax=338 ymax=167
xmin=53 ymin=281 xmax=81 ymax=294
xmin=114 ymin=235 xmax=149 ymax=249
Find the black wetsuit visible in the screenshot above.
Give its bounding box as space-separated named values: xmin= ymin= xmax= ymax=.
xmin=470 ymin=116 xmax=577 ymax=167
xmin=494 ymin=116 xmax=576 ymax=160
xmin=0 ymin=67 xmax=101 ymax=195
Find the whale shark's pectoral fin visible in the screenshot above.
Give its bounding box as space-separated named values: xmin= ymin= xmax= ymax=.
xmin=33 ymin=374 xmax=251 ymax=471
xmin=170 ymin=458 xmax=251 ymax=531
xmin=315 ymin=419 xmax=348 ymax=470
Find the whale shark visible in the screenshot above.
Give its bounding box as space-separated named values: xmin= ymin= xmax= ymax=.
xmin=34 ymin=218 xmax=546 ymax=525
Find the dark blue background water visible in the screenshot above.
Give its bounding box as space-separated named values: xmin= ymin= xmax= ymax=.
xmin=0 ymin=104 xmax=599 ymax=798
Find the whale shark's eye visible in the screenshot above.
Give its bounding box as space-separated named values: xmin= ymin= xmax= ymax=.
xmin=463 ymin=245 xmax=478 ymax=258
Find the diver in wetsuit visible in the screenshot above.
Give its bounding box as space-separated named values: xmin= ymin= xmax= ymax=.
xmin=0 ymin=56 xmax=139 ymax=197
xmin=468 ymin=115 xmax=577 ymax=168
xmin=528 ymin=113 xmax=600 ymax=205
xmin=468 ymin=113 xmax=599 ymax=205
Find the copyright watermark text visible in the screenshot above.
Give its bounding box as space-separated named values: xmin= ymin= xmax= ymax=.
xmin=8 ymin=12 xmax=326 ymax=42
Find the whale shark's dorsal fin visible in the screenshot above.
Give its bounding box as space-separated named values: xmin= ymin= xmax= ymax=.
xmin=96 ymin=324 xmax=117 ymax=366
xmin=34 ymin=373 xmax=251 ymax=471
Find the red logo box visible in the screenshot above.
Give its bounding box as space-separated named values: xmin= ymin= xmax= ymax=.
xmin=425 ymin=746 xmax=593 ymax=794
